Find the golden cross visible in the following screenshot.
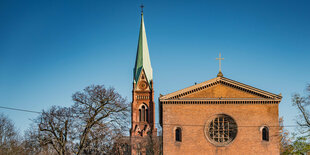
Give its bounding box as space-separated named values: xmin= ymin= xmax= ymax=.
xmin=216 ymin=53 xmax=224 ymax=72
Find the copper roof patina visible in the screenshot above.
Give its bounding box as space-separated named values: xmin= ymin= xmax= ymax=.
xmin=133 ymin=13 xmax=153 ymax=87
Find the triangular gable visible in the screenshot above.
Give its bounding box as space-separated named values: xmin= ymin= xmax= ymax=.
xmin=135 ymin=69 xmax=151 ymax=91
xmin=160 ymin=77 xmax=282 ymax=100
xmin=182 ymin=83 xmax=260 ymax=99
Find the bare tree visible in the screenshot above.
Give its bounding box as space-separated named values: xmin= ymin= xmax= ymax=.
xmin=36 ymin=106 xmax=75 ymax=155
xmin=28 ymin=85 xmax=129 ymax=155
xmin=145 ymin=134 xmax=162 ymax=155
xmin=145 ymin=125 xmax=162 ymax=155
xmin=279 ymin=117 xmax=293 ymax=154
xmin=23 ymin=124 xmax=56 ymax=155
xmin=132 ymin=124 xmax=162 ymax=155
xmin=292 ymin=84 xmax=310 ymax=135
xmin=81 ymin=124 xmax=130 ymax=155
xmin=72 ymin=85 xmax=129 ymax=155
xmin=110 ymin=135 xmax=130 ymax=155
xmin=81 ymin=123 xmax=120 ymax=154
xmin=0 ymin=113 xmax=23 ymax=154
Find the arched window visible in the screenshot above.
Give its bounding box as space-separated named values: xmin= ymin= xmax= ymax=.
xmin=141 ymin=105 xmax=145 ymax=121
xmin=146 ymin=109 xmax=148 ymax=122
xmin=175 ymin=127 xmax=182 ymax=142
xmin=138 ymin=104 xmax=148 ymax=122
xmin=262 ymin=126 xmax=269 ymax=141
xmin=139 ymin=109 xmax=141 ymax=122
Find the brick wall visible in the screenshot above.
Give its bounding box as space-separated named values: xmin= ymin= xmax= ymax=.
xmin=162 ymin=104 xmax=280 ymax=155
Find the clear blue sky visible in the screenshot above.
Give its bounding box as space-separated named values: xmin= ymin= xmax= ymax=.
xmin=0 ymin=0 xmax=309 ymax=134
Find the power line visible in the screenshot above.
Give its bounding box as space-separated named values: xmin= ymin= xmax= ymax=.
xmin=0 ymin=106 xmax=41 ymax=114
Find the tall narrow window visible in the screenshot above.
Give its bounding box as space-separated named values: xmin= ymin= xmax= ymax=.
xmin=139 ymin=109 xmax=141 ymax=122
xmin=141 ymin=106 xmax=145 ymax=121
xmin=262 ymin=126 xmax=269 ymax=141
xmin=146 ymin=109 xmax=149 ymax=122
xmin=175 ymin=127 xmax=182 ymax=142
xmin=138 ymin=104 xmax=148 ymax=122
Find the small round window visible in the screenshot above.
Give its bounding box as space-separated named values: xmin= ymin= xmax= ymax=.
xmin=204 ymin=114 xmax=237 ymax=146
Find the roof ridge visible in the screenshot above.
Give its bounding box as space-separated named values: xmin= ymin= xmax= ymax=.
xmin=160 ymin=77 xmax=219 ymax=99
xmin=221 ymin=77 xmax=280 ymax=98
xmin=160 ymin=76 xmax=282 ymax=100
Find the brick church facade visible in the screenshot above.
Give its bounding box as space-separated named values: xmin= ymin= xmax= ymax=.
xmin=130 ymin=9 xmax=282 ymax=155
xmin=159 ymin=75 xmax=282 ymax=155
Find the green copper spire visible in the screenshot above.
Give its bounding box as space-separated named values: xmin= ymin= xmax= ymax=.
xmin=133 ymin=12 xmax=153 ymax=86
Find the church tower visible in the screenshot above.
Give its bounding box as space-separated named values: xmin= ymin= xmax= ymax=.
xmin=130 ymin=8 xmax=157 ymax=155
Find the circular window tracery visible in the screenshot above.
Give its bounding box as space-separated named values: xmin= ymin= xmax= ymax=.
xmin=204 ymin=114 xmax=237 ymax=146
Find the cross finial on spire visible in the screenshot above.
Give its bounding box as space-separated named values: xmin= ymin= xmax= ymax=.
xmin=140 ymin=4 xmax=144 ymax=14
xmin=216 ymin=53 xmax=224 ymax=77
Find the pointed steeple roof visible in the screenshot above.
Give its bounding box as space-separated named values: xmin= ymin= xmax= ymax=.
xmin=134 ymin=12 xmax=153 ymax=86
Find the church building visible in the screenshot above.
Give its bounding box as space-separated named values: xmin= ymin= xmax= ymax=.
xmin=130 ymin=7 xmax=282 ymax=155
xmin=159 ymin=70 xmax=282 ymax=154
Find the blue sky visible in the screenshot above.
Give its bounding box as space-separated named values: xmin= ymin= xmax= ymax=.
xmin=0 ymin=0 xmax=309 ymax=134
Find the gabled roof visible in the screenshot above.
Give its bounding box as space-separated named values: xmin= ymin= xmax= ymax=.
xmin=133 ymin=13 xmax=153 ymax=86
xmin=159 ymin=76 xmax=282 ymax=101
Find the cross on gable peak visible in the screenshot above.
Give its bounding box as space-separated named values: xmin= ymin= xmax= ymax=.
xmin=216 ymin=53 xmax=224 ymax=77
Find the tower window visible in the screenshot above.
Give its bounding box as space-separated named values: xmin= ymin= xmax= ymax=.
xmin=139 ymin=109 xmax=141 ymax=122
xmin=146 ymin=108 xmax=148 ymax=122
xmin=142 ymin=105 xmax=145 ymax=121
xmin=262 ymin=126 xmax=269 ymax=141
xmin=138 ymin=104 xmax=148 ymax=122
xmin=175 ymin=127 xmax=182 ymax=142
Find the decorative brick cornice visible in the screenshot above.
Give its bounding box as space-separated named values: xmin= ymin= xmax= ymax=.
xmin=159 ymin=76 xmax=282 ymax=100
xmin=160 ymin=100 xmax=280 ymax=105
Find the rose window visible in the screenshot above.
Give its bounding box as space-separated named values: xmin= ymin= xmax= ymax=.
xmin=205 ymin=114 xmax=237 ymax=146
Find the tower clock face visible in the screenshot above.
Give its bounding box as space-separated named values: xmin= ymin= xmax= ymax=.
xmin=139 ymin=81 xmax=148 ymax=90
